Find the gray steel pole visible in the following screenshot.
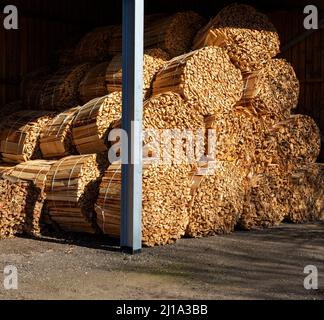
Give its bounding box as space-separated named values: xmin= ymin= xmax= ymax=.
xmin=121 ymin=0 xmax=144 ymax=254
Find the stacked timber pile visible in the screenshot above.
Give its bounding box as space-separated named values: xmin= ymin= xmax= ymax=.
xmin=0 ymin=111 xmax=54 ymax=164
xmin=40 ymin=106 xmax=80 ymax=159
xmin=153 ymin=46 xmax=244 ymax=116
xmin=79 ymin=62 xmax=111 ymax=104
xmin=45 ymin=154 xmax=107 ymax=234
xmin=72 ymin=93 xmax=122 ymax=154
xmin=95 ymin=162 xmax=191 ymax=247
xmin=25 ymin=64 xmax=92 ymax=111
xmin=193 ymin=3 xmax=280 ymax=72
xmin=0 ymin=176 xmax=40 ymax=239
xmin=106 ymin=49 xmax=170 ymax=99
xmin=3 ymin=160 xmax=55 ymax=236
xmin=145 ymin=11 xmax=205 ymax=57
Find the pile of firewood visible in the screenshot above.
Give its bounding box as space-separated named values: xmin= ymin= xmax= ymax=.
xmin=0 ymin=5 xmax=322 ymax=246
xmin=0 ymin=177 xmax=39 ymax=239
xmin=3 ymin=160 xmax=55 ymax=236
xmin=0 ymin=111 xmax=54 ymax=164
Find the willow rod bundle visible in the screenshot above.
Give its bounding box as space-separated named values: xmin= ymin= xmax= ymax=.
xmin=269 ymin=115 xmax=321 ymax=168
xmin=186 ymin=161 xmax=247 ymax=238
xmin=144 ymin=11 xmax=205 ymax=57
xmin=0 ymin=177 xmax=39 ymax=239
xmin=40 ymin=106 xmax=80 ymax=159
xmin=72 ymin=93 xmax=122 ymax=155
xmin=74 ymin=26 xmax=116 ymax=62
xmin=193 ymin=4 xmax=280 ymax=73
xmin=3 ymin=160 xmax=55 ymax=236
xmin=45 ymin=154 xmax=106 ymax=234
xmin=106 ymin=49 xmax=170 ymax=99
xmin=79 ymin=61 xmax=110 ymax=104
xmin=285 ymin=163 xmax=324 ymax=223
xmin=238 ymin=166 xmax=289 ymax=230
xmin=153 ymin=46 xmax=243 ymax=116
xmin=95 ymin=162 xmax=191 ymax=247
xmin=241 ymin=59 xmax=300 ymax=121
xmin=0 ymin=111 xmax=54 ymax=164
xmin=0 ymin=163 xmax=14 ymax=178
xmin=142 ymin=92 xmax=205 ymax=167
xmin=33 ymin=64 xmax=92 ymax=111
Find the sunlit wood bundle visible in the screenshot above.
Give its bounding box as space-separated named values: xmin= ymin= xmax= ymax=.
xmin=144 ymin=11 xmax=205 ymax=57
xmin=0 ymin=176 xmax=40 ymax=239
xmin=45 ymin=154 xmax=107 ymax=234
xmin=95 ymin=162 xmax=191 ymax=247
xmin=193 ymin=4 xmax=280 ymax=73
xmin=269 ymin=115 xmax=321 ymax=168
xmin=241 ymin=59 xmax=300 ymax=121
xmin=238 ymin=165 xmax=289 ymax=230
xmin=204 ymin=106 xmax=264 ymax=165
xmin=74 ymin=26 xmax=116 ymax=62
xmin=106 ymin=49 xmax=170 ymax=99
xmin=31 ymin=64 xmax=91 ymax=111
xmin=153 ymin=46 xmax=243 ymax=116
xmin=0 ymin=111 xmax=54 ymax=164
xmin=285 ymin=163 xmax=324 ymax=223
xmin=40 ymin=106 xmax=80 ymax=159
xmin=3 ymin=160 xmax=55 ymax=236
xmin=79 ymin=61 xmax=110 ymax=104
xmin=72 ymin=92 xmax=122 ymax=154
xmin=186 ymin=161 xmax=247 ymax=238
xmin=142 ymin=92 xmax=205 ymax=167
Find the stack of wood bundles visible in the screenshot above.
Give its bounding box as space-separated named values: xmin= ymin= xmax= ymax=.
xmin=145 ymin=11 xmax=205 ymax=57
xmin=153 ymin=46 xmax=243 ymax=116
xmin=95 ymin=162 xmax=191 ymax=247
xmin=40 ymin=106 xmax=80 ymax=159
xmin=72 ymin=93 xmax=122 ymax=154
xmin=106 ymin=49 xmax=170 ymax=99
xmin=193 ymin=4 xmax=280 ymax=72
xmin=240 ymin=59 xmax=300 ymax=124
xmin=187 ymin=161 xmax=248 ymax=237
xmin=79 ymin=61 xmax=110 ymax=104
xmin=26 ymin=64 xmax=92 ymax=111
xmin=0 ymin=111 xmax=54 ymax=164
xmin=0 ymin=176 xmax=39 ymax=239
xmin=3 ymin=160 xmax=55 ymax=236
xmin=45 ymin=154 xmax=107 ymax=234
xmin=74 ymin=26 xmax=116 ymax=62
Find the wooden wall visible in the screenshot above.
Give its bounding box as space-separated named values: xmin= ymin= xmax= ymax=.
xmin=0 ymin=1 xmax=323 ymax=140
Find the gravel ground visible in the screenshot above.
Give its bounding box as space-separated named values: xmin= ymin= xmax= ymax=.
xmin=0 ymin=222 xmax=323 ymax=300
